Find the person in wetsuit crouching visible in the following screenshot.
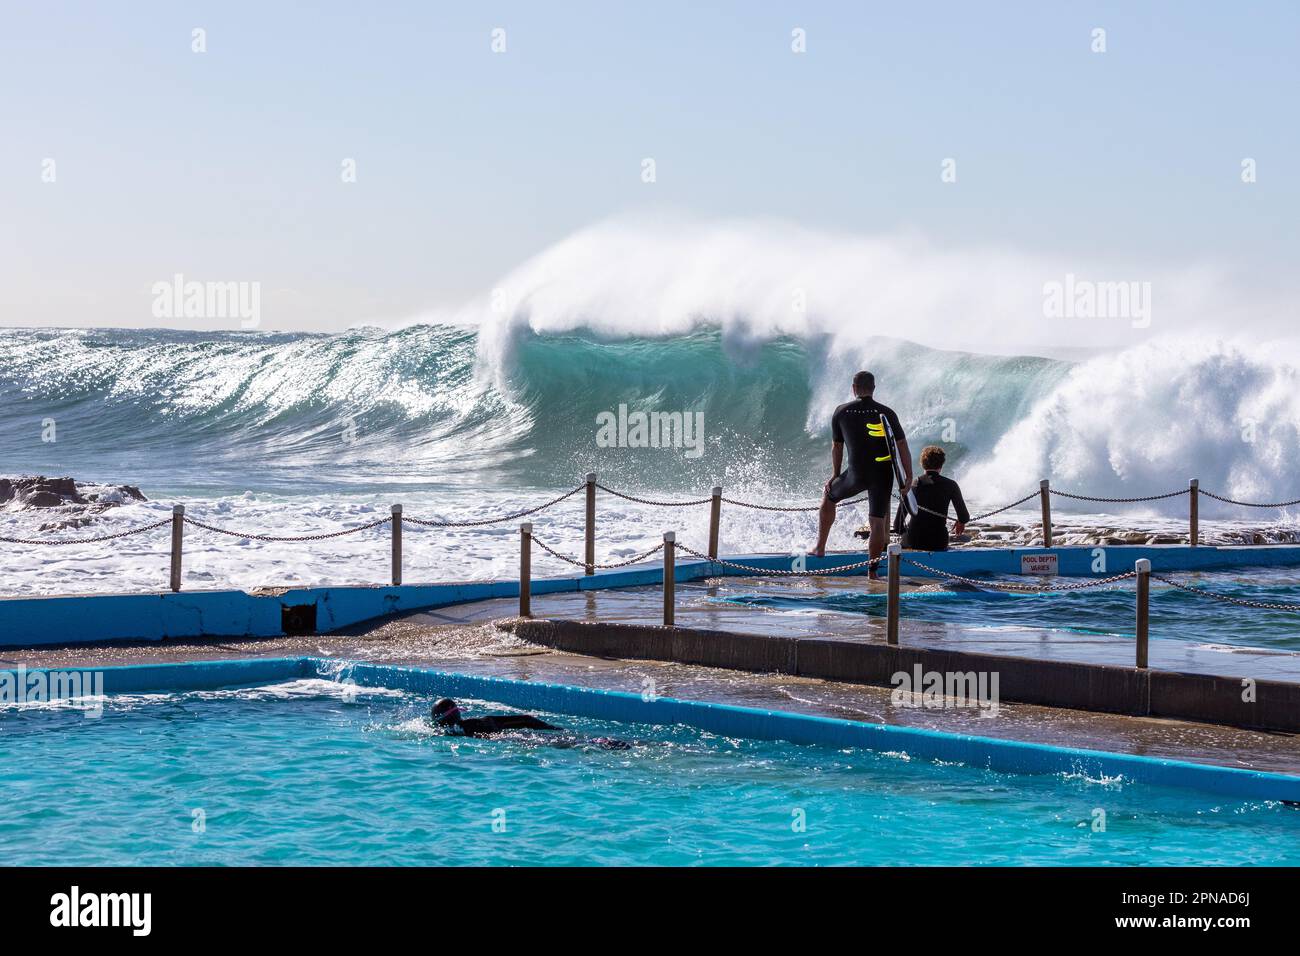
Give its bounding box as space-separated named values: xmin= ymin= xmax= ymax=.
xmin=898 ymin=445 xmax=969 ymax=552
xmin=431 ymin=698 xmax=560 ymax=737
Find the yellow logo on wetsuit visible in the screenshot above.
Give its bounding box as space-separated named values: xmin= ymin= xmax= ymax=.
xmin=866 ymin=420 xmax=892 ymax=462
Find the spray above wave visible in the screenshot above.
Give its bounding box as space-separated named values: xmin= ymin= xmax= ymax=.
xmin=469 ymin=217 xmax=1235 ymax=373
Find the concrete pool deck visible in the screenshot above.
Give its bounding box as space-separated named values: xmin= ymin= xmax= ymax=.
xmin=471 ymin=577 xmax=1300 ymax=733
xmin=498 ymin=575 xmax=1300 ymax=682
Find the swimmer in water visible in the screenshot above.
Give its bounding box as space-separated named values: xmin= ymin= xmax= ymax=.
xmin=430 ymin=698 xmax=631 ymax=750
xmin=431 ymin=698 xmax=559 ymax=736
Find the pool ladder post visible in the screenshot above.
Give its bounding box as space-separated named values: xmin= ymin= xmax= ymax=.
xmin=519 ymin=522 xmax=532 ymax=618
xmin=584 ymin=472 xmax=597 ymax=576
xmin=1189 ymin=478 xmax=1199 ymax=547
xmin=1039 ymin=479 xmax=1052 ymax=547
xmin=169 ymin=504 xmax=185 ymax=592
xmin=1135 ymin=558 xmax=1151 ymax=669
xmin=663 ymin=531 xmax=676 ymax=626
xmin=708 ymin=485 xmax=722 ymax=559
xmin=886 ymin=542 xmax=901 ymax=645
xmin=391 ymin=504 xmax=403 ymax=587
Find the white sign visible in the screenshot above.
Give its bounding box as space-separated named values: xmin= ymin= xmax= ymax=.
xmin=1021 ymin=553 xmax=1059 ymax=576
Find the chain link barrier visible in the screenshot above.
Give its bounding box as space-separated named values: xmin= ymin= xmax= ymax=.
xmin=719 ymin=496 xmax=817 ymax=512
xmin=1151 ymin=573 xmax=1300 ymax=612
xmin=719 ymin=493 xmax=870 ymax=512
xmin=0 ymin=518 xmax=172 ymax=546
xmin=404 ymin=484 xmax=585 ymax=528
xmin=1200 ymin=490 xmax=1300 ymax=509
xmin=528 ymin=535 xmax=665 ymax=570
xmin=714 ymin=483 xmax=1300 ymax=519
xmin=1048 ymin=487 xmax=1189 ymax=504
xmin=594 ymin=484 xmax=712 ymax=508
xmin=675 ymin=541 xmax=882 ymax=576
xmin=890 ymin=490 xmax=1025 ymax=525
xmin=183 ymin=515 xmax=391 ymax=542
xmin=898 ymin=555 xmax=1138 ymax=592
xmin=967 ymin=491 xmax=1041 ymax=523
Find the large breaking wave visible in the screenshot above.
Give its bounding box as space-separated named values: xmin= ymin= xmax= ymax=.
xmin=2 ymin=219 xmax=1298 ymax=511
xmin=2 ymin=323 xmax=1299 ymax=515
xmin=0 ymin=324 xmax=1056 ymax=491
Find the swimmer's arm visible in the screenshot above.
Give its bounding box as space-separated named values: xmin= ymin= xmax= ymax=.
xmin=518 ymin=716 xmax=561 ymax=730
xmin=492 ymin=715 xmax=561 ymax=731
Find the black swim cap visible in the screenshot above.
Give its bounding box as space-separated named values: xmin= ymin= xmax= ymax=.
xmin=431 ymin=698 xmax=461 ymax=725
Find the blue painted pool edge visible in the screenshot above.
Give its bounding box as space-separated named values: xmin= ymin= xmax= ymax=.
xmin=4 ymin=543 xmax=1300 ymax=648
xmin=331 ymin=661 xmax=1300 ymax=803
xmin=7 ymin=656 xmax=1296 ymax=803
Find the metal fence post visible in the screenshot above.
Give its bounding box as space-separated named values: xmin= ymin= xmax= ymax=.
xmin=1189 ymin=478 xmax=1199 ymax=547
xmin=585 ymin=472 xmax=597 ymax=576
xmin=1135 ymin=558 xmax=1150 ymax=669
xmin=886 ymin=542 xmax=901 ymax=645
xmin=169 ymin=504 xmax=185 ymax=592
xmin=708 ymin=485 xmax=722 ymax=559
xmin=390 ymin=504 xmax=403 ymax=586
xmin=1039 ymin=479 xmax=1052 ymax=547
xmin=520 ymin=522 xmax=532 ymax=618
xmin=663 ymin=531 xmax=676 ymax=626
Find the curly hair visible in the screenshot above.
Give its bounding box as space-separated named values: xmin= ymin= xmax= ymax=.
xmin=920 ymin=445 xmax=946 ymax=470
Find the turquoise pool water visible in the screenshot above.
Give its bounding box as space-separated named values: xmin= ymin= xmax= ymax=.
xmin=721 ymin=566 xmax=1300 ymax=651
xmin=3 ymin=677 xmax=1297 ymax=866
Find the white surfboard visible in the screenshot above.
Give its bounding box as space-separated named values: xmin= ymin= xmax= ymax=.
xmin=880 ymin=412 xmax=917 ymax=517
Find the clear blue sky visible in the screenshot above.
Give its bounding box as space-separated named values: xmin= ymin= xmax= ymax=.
xmin=2 ymin=0 xmax=1296 ymax=330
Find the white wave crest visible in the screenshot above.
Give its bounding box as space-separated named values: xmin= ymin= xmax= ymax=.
xmin=962 ymin=337 xmax=1300 ymax=508
xmin=470 ymin=216 xmax=1249 ymax=372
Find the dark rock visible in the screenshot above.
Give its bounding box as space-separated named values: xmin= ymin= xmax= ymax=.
xmin=1 ymin=476 xmax=149 ymax=524
xmin=38 ymin=516 xmax=96 ymax=532
xmin=22 ymin=490 xmax=64 ymax=508
xmin=38 ymin=476 xmax=79 ymax=498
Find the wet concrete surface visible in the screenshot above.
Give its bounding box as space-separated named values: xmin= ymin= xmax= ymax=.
xmin=508 ymin=575 xmax=1300 ymax=680
xmin=362 ymin=573 xmax=1300 ymax=675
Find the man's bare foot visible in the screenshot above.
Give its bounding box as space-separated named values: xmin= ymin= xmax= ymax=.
xmin=810 ymin=546 xmax=825 ymax=558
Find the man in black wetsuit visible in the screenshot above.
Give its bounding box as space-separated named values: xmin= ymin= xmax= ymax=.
xmin=431 ymin=698 xmax=560 ymax=737
xmin=813 ymin=371 xmax=912 ymax=571
xmin=898 ymin=445 xmax=969 ymax=552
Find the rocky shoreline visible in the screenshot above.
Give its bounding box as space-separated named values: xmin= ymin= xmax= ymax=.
xmin=856 ymin=520 xmax=1300 ymax=548
xmin=967 ymin=522 xmax=1300 ymax=548
xmin=0 ymin=476 xmax=147 ymax=531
